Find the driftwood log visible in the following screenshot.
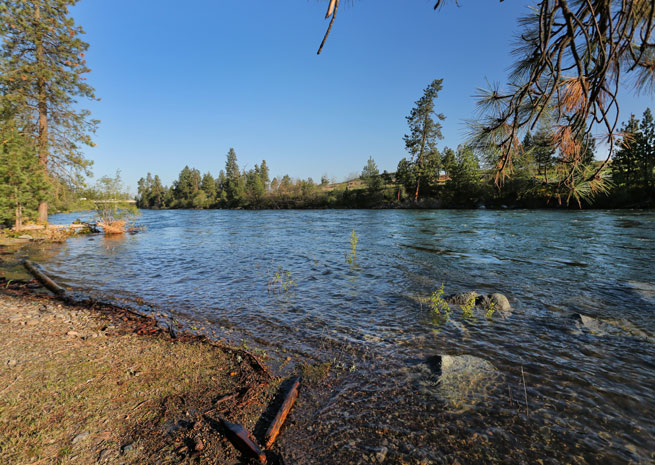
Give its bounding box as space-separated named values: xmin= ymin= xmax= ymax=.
xmin=264 ymin=376 xmax=301 ymax=449
xmin=220 ymin=418 xmax=267 ymax=464
xmin=23 ymin=260 xmax=66 ymax=296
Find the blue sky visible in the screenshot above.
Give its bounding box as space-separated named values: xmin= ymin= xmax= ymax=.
xmin=72 ymin=0 xmax=654 ymax=192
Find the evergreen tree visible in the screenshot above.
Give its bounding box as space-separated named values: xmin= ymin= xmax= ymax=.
xmin=200 ymin=172 xmax=216 ymax=204
xmin=532 ymin=127 xmax=556 ymax=182
xmin=580 ymin=133 xmax=596 ymax=167
xmin=172 ymin=166 xmax=201 ymax=206
xmin=0 ymin=0 xmax=98 ymax=222
xmin=403 ymin=79 xmax=445 ymax=201
xmin=0 ymin=122 xmax=48 ymax=227
xmin=259 ymin=160 xmax=270 ymax=191
xmin=244 ymin=168 xmax=265 ymax=204
xmin=612 ymin=115 xmax=641 ymax=189
xmin=449 ymin=145 xmax=481 ymax=201
xmin=215 ymin=169 xmax=226 ymax=204
xmin=395 ymin=158 xmax=416 ymax=199
xmin=422 ymin=148 xmax=442 ymax=196
xmin=224 ymin=148 xmax=243 ymax=203
xmin=136 ymin=175 xmax=149 ymax=208
xmin=361 ymin=156 xmax=381 ymax=193
xmin=441 ymin=147 xmax=457 ymax=179
xmin=151 ymin=175 xmax=165 ymax=208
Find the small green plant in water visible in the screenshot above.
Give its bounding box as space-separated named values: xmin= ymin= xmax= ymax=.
xmin=346 ymin=229 xmax=358 ymax=264
xmin=485 ymin=300 xmax=496 ymax=319
xmin=460 ymin=295 xmax=476 ymax=319
xmin=269 ymin=265 xmax=297 ymax=294
xmin=429 ymin=283 xmax=451 ymax=322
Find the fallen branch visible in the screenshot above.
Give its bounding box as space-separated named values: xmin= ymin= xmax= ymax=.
xmin=23 ymin=260 xmax=65 ymax=296
xmin=219 ymin=417 xmax=267 ymax=464
xmin=264 ymin=376 xmax=301 ymax=449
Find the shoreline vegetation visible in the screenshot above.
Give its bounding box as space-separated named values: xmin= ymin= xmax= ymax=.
xmin=0 ymin=273 xmax=301 ymax=465
xmin=132 ymin=106 xmax=655 ymax=212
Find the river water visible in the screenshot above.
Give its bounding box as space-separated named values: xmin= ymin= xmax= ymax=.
xmin=13 ymin=210 xmax=655 ymax=464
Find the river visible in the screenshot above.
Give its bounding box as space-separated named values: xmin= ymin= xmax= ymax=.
xmin=11 ymin=209 xmax=655 ymax=464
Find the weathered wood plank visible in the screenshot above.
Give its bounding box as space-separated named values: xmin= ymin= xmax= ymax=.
xmin=264 ymin=376 xmax=301 ymax=449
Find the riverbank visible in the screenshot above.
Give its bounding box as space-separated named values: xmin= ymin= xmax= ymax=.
xmin=0 ymin=288 xmax=280 ymax=465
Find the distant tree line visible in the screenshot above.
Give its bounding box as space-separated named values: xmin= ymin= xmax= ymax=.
xmin=137 ymin=109 xmax=654 ymax=211
xmin=136 ymin=79 xmax=653 ymax=211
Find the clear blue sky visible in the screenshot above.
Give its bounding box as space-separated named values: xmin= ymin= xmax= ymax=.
xmin=72 ymin=0 xmax=654 ymax=192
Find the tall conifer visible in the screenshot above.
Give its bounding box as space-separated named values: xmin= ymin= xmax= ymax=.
xmin=0 ymin=0 xmax=98 ymax=222
xmin=403 ymin=79 xmax=445 ymax=201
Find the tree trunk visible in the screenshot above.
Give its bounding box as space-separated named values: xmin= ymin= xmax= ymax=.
xmin=36 ymin=4 xmax=49 ymax=223
xmin=15 ymin=188 xmax=22 ymax=230
xmin=414 ymin=113 xmax=430 ymax=202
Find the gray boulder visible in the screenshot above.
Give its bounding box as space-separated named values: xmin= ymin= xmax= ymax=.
xmin=446 ymin=291 xmax=480 ymax=306
xmin=478 ymin=293 xmax=512 ymax=317
xmin=447 ymin=291 xmax=512 ymax=318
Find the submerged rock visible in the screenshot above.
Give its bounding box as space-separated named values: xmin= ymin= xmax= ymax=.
xmin=426 ymin=354 xmax=501 ymax=411
xmin=573 ymin=313 xmax=652 ymax=342
xmin=447 ymin=291 xmax=512 ymax=318
xmin=478 ymin=293 xmax=512 ymax=317
xmin=446 ymin=291 xmax=480 ymax=306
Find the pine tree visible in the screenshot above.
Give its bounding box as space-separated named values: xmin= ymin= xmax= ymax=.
xmin=224 ymin=148 xmax=243 ymax=203
xmin=612 ymin=115 xmax=641 ymax=189
xmin=0 ymin=0 xmax=98 ymax=222
xmin=395 ymin=158 xmax=416 ymax=198
xmin=361 ymin=156 xmax=381 ymax=193
xmin=532 ymin=128 xmax=556 ymax=182
xmin=403 ymin=79 xmax=445 ymax=201
xmin=200 ymin=172 xmax=216 ymax=203
xmin=215 ymin=170 xmax=226 ymax=204
xmin=259 ymin=160 xmax=270 ymax=191
xmin=245 ymin=168 xmax=265 ymax=204
xmin=441 ymin=147 xmax=457 ymax=178
xmin=449 ymin=145 xmax=481 ymax=199
xmin=0 ymin=122 xmax=49 ymax=228
xmin=151 ymin=175 xmax=165 ymax=208
xmin=172 ymin=166 xmax=201 ymax=206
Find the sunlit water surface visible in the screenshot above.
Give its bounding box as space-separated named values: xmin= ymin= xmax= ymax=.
xmin=16 ymin=210 xmax=655 ymax=463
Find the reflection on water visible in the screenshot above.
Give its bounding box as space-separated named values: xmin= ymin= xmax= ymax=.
xmin=19 ymin=210 xmax=655 ymax=463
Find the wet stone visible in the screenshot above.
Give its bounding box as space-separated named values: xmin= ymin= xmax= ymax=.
xmin=427 ymin=354 xmax=501 ymax=411
xmin=374 ymin=446 xmax=388 ymax=462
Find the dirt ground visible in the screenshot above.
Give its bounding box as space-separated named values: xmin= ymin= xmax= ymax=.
xmin=0 ymin=285 xmax=286 ymax=465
